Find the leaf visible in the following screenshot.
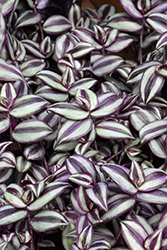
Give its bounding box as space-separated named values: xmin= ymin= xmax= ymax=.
xmin=93 ymin=55 xmax=123 ymax=77
xmin=70 ymin=42 xmax=95 ymax=58
xmin=43 ymin=15 xmax=72 ymax=35
xmin=121 ymin=220 xmax=148 ymax=250
xmin=20 ymin=59 xmax=46 ymax=77
xmin=119 ymin=0 xmax=143 ymax=18
xmin=0 ymin=205 xmax=27 ymax=226
xmin=56 ymin=118 xmax=93 ymax=145
xmin=0 ymin=151 xmax=16 ymax=169
xmin=68 ymin=3 xmax=81 ymax=28
xmin=76 ymin=225 xmax=93 ymax=250
xmin=101 ymin=194 xmax=135 ymax=222
xmin=36 ymin=70 xmax=67 ymax=92
xmin=68 ymin=172 xmax=94 ymax=188
xmin=91 ymin=93 xmax=123 ymax=118
xmin=129 ymin=161 xmax=145 ymax=188
xmin=23 ymin=143 xmax=45 ymax=161
xmin=0 ymin=58 xmax=23 ymax=81
xmin=10 ymin=95 xmax=49 ymax=118
xmin=144 ymin=229 xmax=162 ymax=250
xmin=139 ymin=120 xmax=167 ymax=144
xmin=149 ymin=135 xmax=167 ymax=159
xmin=101 ymin=163 xmax=137 ymax=195
xmin=0 ymin=141 xmax=12 ymax=156
xmin=0 ymin=12 xmax=6 ymax=52
xmin=137 ymin=188 xmax=167 ymax=204
xmin=4 ymin=184 xmax=26 ymax=208
xmin=96 ymin=120 xmax=134 ymax=140
xmin=69 ymin=78 xmax=97 ymax=96
xmin=0 ymin=83 xmax=17 ymax=108
xmin=106 ymin=33 xmax=134 ymax=53
xmin=0 ymin=169 xmax=13 ymax=184
xmin=76 ymin=89 xmax=98 ymax=111
xmin=140 ymin=66 xmax=164 ymax=103
xmin=27 ymin=181 xmax=70 ymax=211
xmin=30 ymin=210 xmax=68 ymax=232
xmin=48 ymin=102 xmax=89 ymax=120
xmin=14 ymin=10 xmax=42 ymax=28
xmin=0 ymin=114 xmax=10 ymax=134
xmin=138 ymin=168 xmax=167 ymax=192
xmin=107 ymin=12 xmax=141 ymax=32
xmin=12 ymin=119 xmax=53 ymax=144
xmin=0 ymin=0 xmax=15 ymax=16
xmin=22 ymin=39 xmax=45 ymax=59
xmin=146 ymin=13 xmax=167 ymax=33
xmin=16 ymin=156 xmax=32 ymax=173
xmin=86 ymin=182 xmax=108 ymax=211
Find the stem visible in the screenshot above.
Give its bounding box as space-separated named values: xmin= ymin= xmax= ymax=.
xmin=27 ymin=212 xmax=34 ymax=250
xmin=106 ymin=150 xmax=123 ymax=163
xmin=139 ymin=18 xmax=144 ymax=64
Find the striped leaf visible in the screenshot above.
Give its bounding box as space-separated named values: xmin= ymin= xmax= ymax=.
xmin=121 ymin=220 xmax=148 ymax=250
xmin=36 ymin=70 xmax=67 ymax=92
xmin=0 ymin=205 xmax=27 ymax=226
xmin=86 ymin=182 xmax=108 ymax=211
xmin=91 ymin=93 xmax=123 ymax=118
xmin=146 ymin=13 xmax=167 ymax=33
xmin=101 ymin=163 xmax=137 ymax=195
xmin=0 ymin=58 xmax=23 ymax=81
xmin=40 ymin=36 xmax=52 ymax=56
xmin=16 ymin=156 xmax=32 ymax=173
xmin=93 ymin=55 xmax=123 ymax=77
xmin=119 ymin=0 xmax=143 ymax=18
xmin=101 ymin=194 xmax=135 ymax=222
xmin=129 ymin=161 xmax=145 ymax=188
xmin=30 ymin=210 xmax=68 ymax=232
xmin=27 ymin=181 xmax=70 ymax=211
xmin=66 ymin=154 xmax=96 ymax=181
xmin=138 ymin=168 xmax=167 ymax=192
xmin=0 ymin=169 xmax=13 ymax=183
xmin=14 ymin=11 xmax=42 ymax=28
xmin=68 ymin=172 xmax=94 ymax=188
xmin=106 ymin=33 xmax=134 ymax=52
xmin=0 ymin=152 xmax=16 ymax=169
xmin=54 ymin=34 xmax=75 ymax=59
xmin=22 ymin=40 xmax=45 ymax=59
xmin=140 ymin=66 xmax=164 ymax=103
xmin=156 ymin=31 xmax=167 ymax=49
xmin=137 ymin=188 xmax=167 ymax=204
xmin=89 ymin=239 xmax=111 ymax=250
xmin=12 ymin=119 xmax=53 ymax=144
xmin=144 ymin=229 xmax=162 ymax=250
xmin=0 ymin=114 xmax=10 ymax=133
xmin=107 ymin=12 xmax=141 ymax=32
xmin=0 ymin=83 xmax=17 ymax=108
xmin=70 ymin=189 xmax=86 ymax=214
xmin=10 ymin=95 xmax=49 ymax=118
xmin=23 ymin=143 xmax=45 ymax=161
xmin=48 ymin=102 xmax=88 ymax=120
xmin=76 ymin=225 xmax=93 ymax=250
xmin=68 ymin=4 xmax=81 ymax=28
xmin=43 ymin=15 xmax=72 ymax=35
xmin=76 ymin=89 xmax=98 ymax=111
xmin=4 ymin=184 xmax=26 ymax=208
xmin=35 ymin=85 xmax=68 ymax=103
xmin=0 ymin=141 xmax=12 ymax=156
xmin=70 ymin=42 xmax=95 ymax=58
xmin=149 ymin=135 xmax=167 ymax=159
xmin=139 ymin=120 xmax=167 ymax=144
xmin=0 ymin=12 xmax=6 ymax=52
xmin=69 ymin=78 xmax=97 ymax=96
xmin=87 ymin=208 xmax=101 ymax=226
xmin=56 ymin=118 xmax=93 ymax=145
xmin=96 ymin=120 xmax=134 ymax=140
xmin=20 ymin=59 xmax=46 ymax=77
xmin=127 ymin=61 xmax=161 ymax=84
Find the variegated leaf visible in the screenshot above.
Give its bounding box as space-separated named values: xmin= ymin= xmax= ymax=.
xmin=14 ymin=10 xmax=42 ymax=28
xmin=76 ymin=225 xmax=93 ymax=250
xmin=139 ymin=120 xmax=167 ymax=144
xmin=96 ymin=120 xmax=134 ymax=140
xmin=101 ymin=163 xmax=137 ymax=195
xmin=137 ymin=188 xmax=167 ymax=204
xmin=149 ymin=135 xmax=167 ymax=159
xmin=0 ymin=83 xmax=17 ymax=108
xmin=20 ymin=59 xmax=46 ymax=77
xmin=23 ymin=143 xmax=45 ymax=161
xmin=0 ymin=58 xmax=23 ymax=81
xmin=144 ymin=229 xmax=162 ymax=250
xmin=101 ymin=194 xmax=135 ymax=222
xmin=0 ymin=141 xmax=12 ymax=156
xmin=16 ymin=156 xmax=32 ymax=173
xmin=4 ymin=184 xmax=26 ymax=208
xmin=156 ymin=31 xmax=167 ymax=49
xmin=0 ymin=12 xmax=6 ymax=52
xmin=0 ymin=169 xmax=13 ymax=183
xmin=86 ymin=182 xmax=108 ymax=211
xmin=12 ymin=119 xmax=53 ymax=144
xmin=0 ymin=0 xmax=15 ymax=16
xmin=43 ymin=15 xmax=72 ymax=35
xmin=75 ymin=89 xmax=98 ymax=111
xmin=22 ymin=39 xmax=45 ymax=59
xmin=68 ymin=172 xmax=94 ymax=188
xmin=119 ymin=0 xmax=143 ymax=18
xmin=68 ymin=4 xmax=81 ymax=28
xmin=69 ymin=78 xmax=97 ymax=95
xmin=129 ymin=161 xmax=145 ymax=188
xmin=146 ymin=13 xmax=167 ymax=34
xmin=10 ymin=95 xmax=49 ymax=118
xmin=56 ymin=118 xmax=93 ymax=145
xmin=0 ymin=205 xmax=27 ymax=226
xmin=0 ymin=114 xmax=10 ymax=134
xmin=93 ymin=55 xmax=123 ymax=77
xmin=0 ymin=151 xmax=16 ymax=169
xmin=30 ymin=210 xmax=68 ymax=232
xmin=106 ymin=33 xmax=134 ymax=52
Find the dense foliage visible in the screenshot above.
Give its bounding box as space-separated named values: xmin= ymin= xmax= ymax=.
xmin=0 ymin=0 xmax=167 ymax=249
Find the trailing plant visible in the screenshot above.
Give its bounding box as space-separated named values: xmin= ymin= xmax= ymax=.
xmin=0 ymin=0 xmax=167 ymax=249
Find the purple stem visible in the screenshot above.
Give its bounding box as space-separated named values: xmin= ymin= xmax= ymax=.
xmin=139 ymin=18 xmax=145 ymax=64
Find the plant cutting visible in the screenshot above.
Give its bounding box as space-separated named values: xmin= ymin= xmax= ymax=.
xmin=0 ymin=0 xmax=167 ymax=249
